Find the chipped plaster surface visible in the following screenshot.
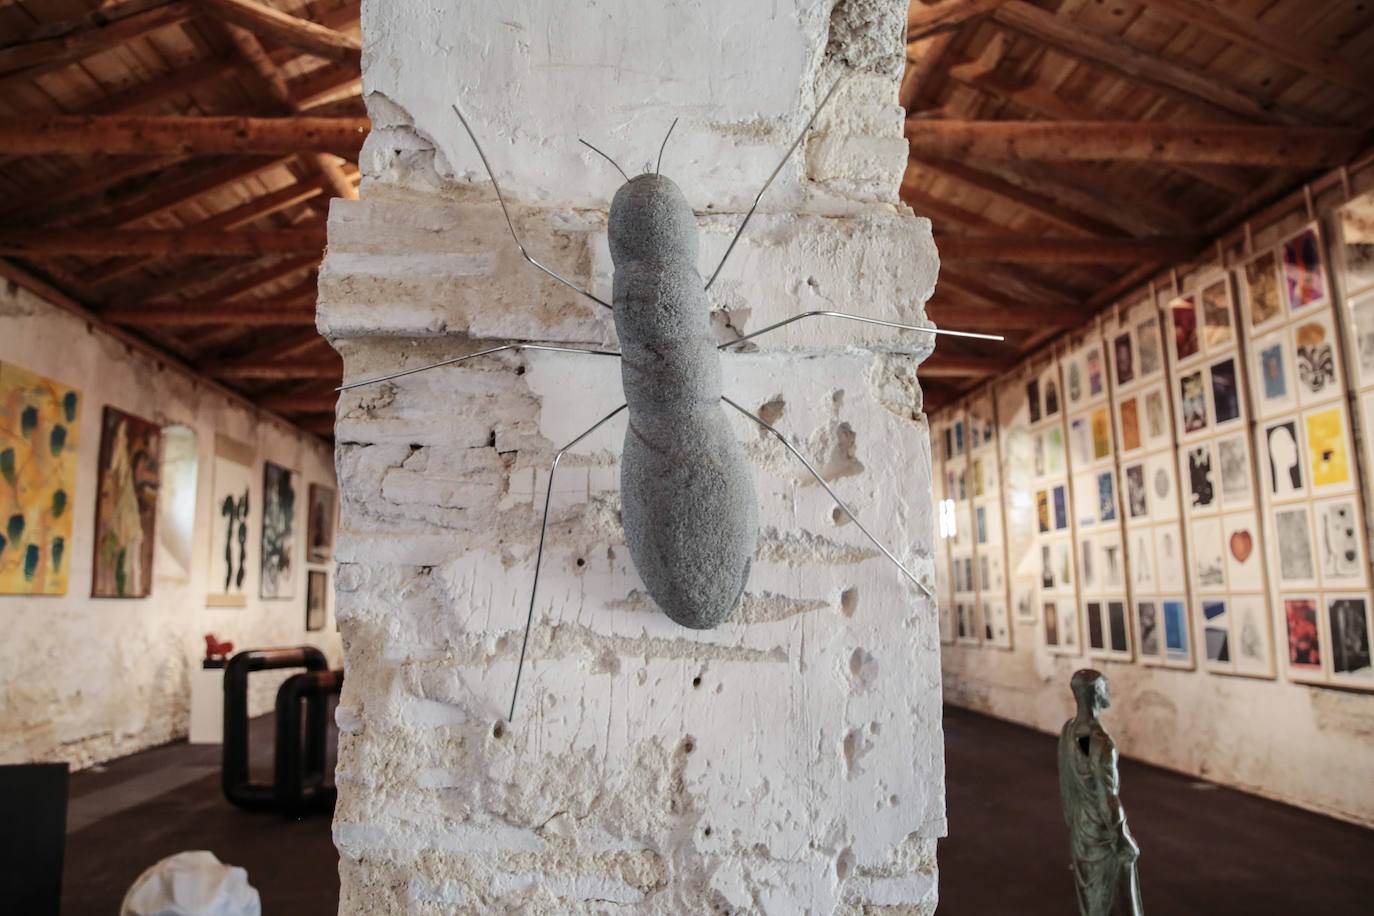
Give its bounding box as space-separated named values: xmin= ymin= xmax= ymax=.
xmin=325 ymin=0 xmax=943 ymax=910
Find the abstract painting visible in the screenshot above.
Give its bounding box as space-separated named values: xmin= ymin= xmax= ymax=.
xmin=1243 ymin=250 xmax=1283 ymax=328
xmin=1119 ymin=397 xmax=1140 ymax=452
xmin=1265 ymin=421 xmax=1302 ymax=495
xmin=260 ymin=461 xmax=298 ymax=600
xmin=1180 ymin=371 xmax=1207 ymax=433
xmin=1201 ymin=278 xmax=1232 ymax=351
xmin=208 ymin=434 xmax=253 ymax=608
xmin=1304 ymin=407 xmax=1349 ymax=489
xmin=1328 ymin=597 xmax=1371 ymax=679
xmin=1282 ymin=226 xmax=1325 ymax=311
xmin=0 ymin=362 xmax=80 ymax=595
xmin=1294 ymin=319 xmax=1338 ymax=400
xmin=92 ymin=406 xmax=161 ymax=598
xmin=1338 ymin=191 xmax=1374 ymax=295
xmin=1163 ymin=599 xmax=1189 ymax=663
xmin=1285 ymin=598 xmax=1321 ymax=670
xmin=1171 ymin=295 xmax=1199 ymax=361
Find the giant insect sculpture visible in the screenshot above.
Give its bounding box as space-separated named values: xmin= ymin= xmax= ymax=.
xmin=339 ymin=81 xmax=1001 ymax=719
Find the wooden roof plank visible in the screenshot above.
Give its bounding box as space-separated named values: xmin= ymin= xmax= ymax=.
xmin=0 ymin=0 xmax=195 ymax=79
xmin=199 ymin=0 xmax=360 ymax=66
xmin=0 ymin=226 xmax=328 ymax=257
xmin=934 ymin=234 xmax=1199 ymax=264
xmin=0 ymin=114 xmax=369 ymax=156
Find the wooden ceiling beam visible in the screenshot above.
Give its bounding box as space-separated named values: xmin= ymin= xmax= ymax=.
xmin=904 ymin=120 xmax=1358 ymax=167
xmin=80 ymin=177 xmax=328 ymax=284
xmin=943 ymin=53 xmax=1252 ymax=195
xmin=203 ymin=356 xmax=340 ymax=380
xmin=0 ymin=228 xmax=326 ymax=257
xmin=292 ymin=415 xmax=336 ymax=436
xmin=1146 ymin=0 xmax=1374 ymax=102
xmin=6 ymin=155 xmax=187 ymax=221
xmin=987 ymin=0 xmax=1316 ymax=126
xmin=935 ymin=235 xmax=1199 ymax=264
xmin=103 ymin=285 xmax=317 ymax=325
xmin=938 ymin=264 xmax=1080 ymax=311
xmin=238 ymin=330 xmax=330 ymax=364
xmin=920 ymin=352 xmax=1004 ymax=378
xmin=899 ymin=184 xmax=1010 ymax=235
xmin=926 ymin=296 xmax=1087 ymax=330
xmin=198 ymin=0 xmax=361 ymax=66
xmin=0 ymin=0 xmax=195 ymax=79
xmin=906 ymin=0 xmax=1007 ymax=43
xmin=113 ymin=251 xmax=319 ymax=307
xmin=911 ymin=156 xmax=1123 ymax=238
xmin=87 ymin=156 xmax=289 ymax=228
xmin=901 ymin=33 xmax=957 ymax=112
xmin=0 ymin=116 xmax=369 ymax=157
xmin=256 ymin=393 xmax=338 ymax=413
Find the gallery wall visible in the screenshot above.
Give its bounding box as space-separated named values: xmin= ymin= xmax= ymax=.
xmin=932 ymin=159 xmax=1374 ymax=828
xmin=0 ymin=279 xmax=341 ymax=770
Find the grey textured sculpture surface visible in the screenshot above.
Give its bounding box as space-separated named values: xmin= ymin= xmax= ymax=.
xmin=1058 ymin=669 xmax=1144 ymax=916
xmin=610 ymin=175 xmax=758 ymax=629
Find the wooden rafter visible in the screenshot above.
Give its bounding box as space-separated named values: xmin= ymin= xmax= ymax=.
xmin=987 ymin=0 xmax=1316 ymax=126
xmin=912 ymin=156 xmax=1124 ymax=238
xmin=934 ymin=235 xmax=1198 ymax=264
xmin=0 ymin=228 xmax=327 ymax=257
xmin=0 ymin=116 xmax=369 ymax=157
xmin=104 ymin=285 xmax=318 ymax=326
xmin=904 ymin=120 xmax=1359 ymax=167
xmin=198 ymin=0 xmax=362 ymax=66
xmin=202 ymin=356 xmax=340 ymax=380
xmin=0 ymin=0 xmax=194 ymax=79
xmin=256 ymin=392 xmax=338 ymax=413
xmin=113 ymin=251 xmax=319 ymax=308
xmin=906 ymin=0 xmax=1007 ymax=43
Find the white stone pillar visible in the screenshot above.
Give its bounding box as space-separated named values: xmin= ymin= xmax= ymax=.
xmin=321 ymin=1 xmax=945 ymax=911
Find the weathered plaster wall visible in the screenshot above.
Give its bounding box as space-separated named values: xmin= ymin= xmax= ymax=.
xmin=0 ymin=281 xmax=341 ymax=770
xmin=323 ymin=0 xmax=945 ymax=911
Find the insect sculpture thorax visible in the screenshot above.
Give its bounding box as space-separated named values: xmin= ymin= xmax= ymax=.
xmin=609 ymin=175 xmax=758 ymax=630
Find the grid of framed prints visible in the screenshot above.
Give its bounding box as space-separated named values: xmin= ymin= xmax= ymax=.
xmin=1106 ymin=300 xmax=1192 ymax=669
xmin=943 ymin=411 xmax=980 ymax=645
xmin=1239 ymin=221 xmax=1374 ymax=688
xmin=995 ymin=376 xmax=1042 ymax=633
xmin=934 ymin=415 xmax=956 ymax=645
xmin=1063 ymin=332 xmax=1133 ymax=662
xmin=968 ymin=393 xmax=1011 ymax=649
xmin=1166 ymin=270 xmax=1276 ymax=678
xmin=1023 ymin=360 xmax=1081 ymax=654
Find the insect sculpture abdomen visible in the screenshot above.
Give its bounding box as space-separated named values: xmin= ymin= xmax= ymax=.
xmin=609 ymin=174 xmax=757 ymax=629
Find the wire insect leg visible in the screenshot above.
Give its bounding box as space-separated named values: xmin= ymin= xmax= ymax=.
xmin=717 ymin=310 xmax=1004 ymax=350
xmin=721 ymin=395 xmax=934 ymax=600
xmin=509 ymin=403 xmax=629 ymax=722
xmin=451 ymin=103 xmax=614 ymax=311
xmin=336 ymin=343 xmax=621 ymax=391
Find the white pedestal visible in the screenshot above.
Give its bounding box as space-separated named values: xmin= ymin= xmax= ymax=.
xmin=189 ymin=665 xmax=224 ymax=744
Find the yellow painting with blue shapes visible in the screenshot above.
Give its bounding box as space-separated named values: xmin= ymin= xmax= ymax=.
xmin=0 ymin=362 xmax=80 ymax=594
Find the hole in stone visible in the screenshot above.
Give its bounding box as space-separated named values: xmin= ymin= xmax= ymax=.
xmin=703 ymin=826 xmax=712 ymax=837
xmin=692 ymin=676 xmax=702 ymax=688
xmin=576 ymin=557 xmax=585 ymax=567
xmin=757 ymin=395 xmax=785 ymax=427
xmin=486 ymin=429 xmax=496 ymax=447
xmin=832 ymin=506 xmax=851 ymax=526
xmin=832 ymin=389 xmax=844 ymax=408
xmin=515 ymin=365 xmax=526 ymax=375
xmin=806 ymin=276 xmax=819 ymax=289
xmin=870 ymin=721 xmax=881 ymax=735
xmin=835 ymin=847 xmax=854 ymax=882
xmin=492 ymin=722 xmax=505 ymax=739
xmin=889 ymin=794 xmax=899 ymax=806
xmin=840 ymin=586 xmax=858 ymax=617
xmin=495 ymin=636 xmax=509 ymax=653
xmin=681 ymin=737 xmax=695 ymax=754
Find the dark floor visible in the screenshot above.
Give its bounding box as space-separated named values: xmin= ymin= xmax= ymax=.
xmin=938 ymin=705 xmax=1374 ymax=915
xmin=54 ymin=705 xmax=1374 ymax=914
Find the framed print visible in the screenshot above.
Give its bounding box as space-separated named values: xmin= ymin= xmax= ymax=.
xmin=1136 ymin=316 xmax=1163 ymax=378
xmin=1186 ymin=441 xmax=1217 ymax=513
xmin=1263 ymin=419 xmax=1305 ymax=498
xmin=1086 ymin=347 xmax=1104 ymax=400
xmin=307 ymin=483 xmax=336 ymax=563
xmin=1292 ymin=312 xmax=1342 ymax=407
xmin=1191 ymin=516 xmax=1227 ymax=592
xmin=1202 ymin=599 xmax=1230 ymax=668
xmin=1064 ymin=350 xmax=1086 ymax=408
xmin=260 ymin=461 xmax=298 ymax=601
xmin=1313 ymin=496 xmax=1365 ymax=587
xmin=1221 ymin=512 xmax=1263 ymax=591
xmin=1096 ymin=470 xmax=1117 ymax=524
xmin=1125 ymin=462 xmax=1148 ymax=520
xmin=1239 ymin=248 xmax=1285 ymax=332
xmin=1303 ymin=406 xmax=1351 ymax=491
xmin=1141 ymin=385 xmax=1169 ymax=450
xmin=1154 ymin=525 xmax=1186 ymax=585
xmin=208 ymin=434 xmax=253 ymax=608
xmin=1118 ymin=396 xmax=1141 ymax=454
xmin=1200 ymin=276 xmax=1234 ymax=352
xmin=1215 ymin=434 xmax=1253 ymax=510
xmin=1229 ymin=594 xmax=1274 ymax=678
xmin=1179 ymin=370 xmax=1208 ymax=435
xmin=1070 ymin=416 xmax=1092 ymax=466
xmin=306 ymin=569 xmax=328 ymax=631
xmin=1327 ymin=595 xmax=1373 ymax=683
xmin=1169 ymin=294 xmax=1200 ymax=363
xmin=1162 ymin=597 xmax=1191 ymax=665
xmin=91 ymin=406 xmax=161 ymax=599
xmin=1283 ymin=595 xmax=1323 ymax=681
xmin=1272 ymin=505 xmax=1318 ymax=589
xmin=1336 ymin=190 xmax=1374 ymax=296
xmin=1280 ymin=225 xmax=1328 ymax=313
xmin=1113 ymin=330 xmax=1135 ymax=387
xmin=1249 ymin=328 xmax=1297 ymax=418
xmin=1129 ymin=529 xmax=1156 ymax=590
xmin=1209 ymin=358 xmax=1241 ymax=428
xmin=1145 ymin=451 xmax=1179 ymax=522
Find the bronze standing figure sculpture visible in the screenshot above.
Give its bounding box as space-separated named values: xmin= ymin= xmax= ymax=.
xmin=1058 ymin=669 xmax=1144 ymax=916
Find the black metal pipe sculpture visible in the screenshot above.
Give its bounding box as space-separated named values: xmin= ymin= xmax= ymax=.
xmin=221 ymin=647 xmax=328 ymax=811
xmin=274 ymin=669 xmax=344 ymax=816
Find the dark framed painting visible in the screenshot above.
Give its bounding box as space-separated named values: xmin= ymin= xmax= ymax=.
xmin=260 ymin=461 xmax=298 ymax=600
xmin=92 ymin=406 xmax=161 ymax=598
xmin=306 ymin=570 xmax=328 ymax=632
xmin=307 ymin=483 xmax=336 ymax=563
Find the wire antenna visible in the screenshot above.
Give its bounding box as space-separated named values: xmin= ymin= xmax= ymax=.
xmin=704 ymin=78 xmax=843 ymax=291
xmin=656 ymin=118 xmax=679 ymax=176
xmin=451 ymin=103 xmax=613 ymax=310
xmin=579 ymin=138 xmax=630 ymax=183
xmin=335 ymin=343 xmax=621 ymax=391
xmin=717 ymin=310 xmax=1004 ymax=350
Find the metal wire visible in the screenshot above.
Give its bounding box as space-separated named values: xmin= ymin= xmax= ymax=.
xmin=721 ymin=395 xmax=934 ymax=599
xmin=451 ymin=103 xmax=613 ymax=310
xmin=656 ymin=118 xmax=679 ymax=176
xmin=704 ymin=78 xmax=843 ymax=291
xmin=509 ymin=403 xmax=629 ymax=722
xmin=717 ymin=310 xmax=1004 ymax=349
xmin=579 ymin=138 xmax=630 ymax=183
xmin=335 ymin=344 xmax=621 ymax=391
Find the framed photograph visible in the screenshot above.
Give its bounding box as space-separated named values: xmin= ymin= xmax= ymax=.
xmin=1154 ymin=524 xmax=1186 ymax=587
xmin=1086 ymin=347 xmax=1104 ymax=400
xmin=1117 ymin=396 xmax=1141 ymax=454
xmin=1262 ymin=418 xmax=1305 ymax=498
xmin=1239 ymin=248 xmax=1285 ymax=332
xmin=1292 ymin=312 xmax=1342 ymax=407
xmin=260 ymin=461 xmax=299 ymax=600
xmin=1327 ymin=595 xmax=1373 ymax=684
xmin=1113 ymin=331 xmax=1135 ymax=387
xmin=1162 ymin=597 xmax=1191 ymax=665
xmin=1128 ymin=529 xmax=1155 ymax=590
xmin=1230 ymin=595 xmax=1275 ymax=679
xmin=1054 ymin=540 xmax=1075 ymax=592
xmin=1186 ymin=441 xmax=1217 ymax=512
xmin=1200 ymin=275 xmax=1234 ymax=353
xmin=1169 ymin=295 xmax=1200 ymax=363
xmin=1303 ymin=405 xmax=1352 ymax=492
xmin=91 ymin=406 xmax=161 ymax=599
xmin=1125 ymin=463 xmax=1148 ymax=519
xmin=1280 ymin=224 xmax=1328 ymax=313
xmin=1209 ymin=358 xmax=1242 ymax=427
xmin=1145 ymin=451 xmax=1179 ymax=522
xmin=1215 ymin=434 xmax=1253 ymax=510
xmin=1136 ymin=315 xmax=1163 ymax=379
xmin=1336 ymin=190 xmax=1374 ymax=297
xmin=307 ymin=484 xmax=336 ymax=563
xmin=1096 ymin=471 xmax=1117 ymax=524
xmin=1141 ymin=386 xmax=1170 ymax=450
xmin=1312 ymin=496 xmax=1366 ymax=588
xmin=306 ymin=570 xmax=328 ymax=631
xmin=1191 ymin=516 xmax=1226 ymax=592
xmin=1249 ymin=328 xmax=1296 ymax=419
xmin=1347 ymin=289 xmax=1374 ymax=388
xmin=1202 ymin=599 xmax=1231 ymax=668
xmin=1221 ymin=511 xmax=1263 ymax=591
xmin=1179 ymin=370 xmax=1208 ymax=435
xmin=1272 ymin=505 xmax=1318 ymax=589
xmin=1283 ymin=595 xmax=1323 ymax=681
xmin=1053 ymin=484 xmax=1069 ymax=531
xmin=1027 ymin=379 xmax=1041 ymax=424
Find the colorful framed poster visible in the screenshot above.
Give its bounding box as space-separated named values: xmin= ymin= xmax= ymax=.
xmin=0 ymin=362 xmax=80 ymax=595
